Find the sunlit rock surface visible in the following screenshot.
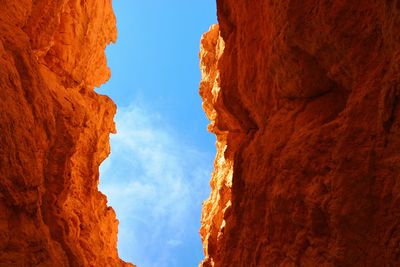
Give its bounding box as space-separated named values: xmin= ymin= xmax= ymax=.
xmin=0 ymin=1 xmax=133 ymax=266
xmin=200 ymin=1 xmax=400 ymax=266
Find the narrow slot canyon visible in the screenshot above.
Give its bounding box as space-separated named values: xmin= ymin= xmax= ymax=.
xmin=0 ymin=1 xmax=400 ymax=267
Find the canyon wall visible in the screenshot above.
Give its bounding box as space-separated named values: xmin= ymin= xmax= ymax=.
xmin=0 ymin=1 xmax=132 ymax=266
xmin=200 ymin=1 xmax=400 ymax=266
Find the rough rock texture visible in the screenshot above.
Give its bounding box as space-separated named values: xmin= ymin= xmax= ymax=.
xmin=200 ymin=1 xmax=400 ymax=266
xmin=0 ymin=1 xmax=133 ymax=266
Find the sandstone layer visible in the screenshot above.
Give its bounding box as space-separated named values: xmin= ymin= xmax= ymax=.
xmin=0 ymin=1 xmax=132 ymax=266
xmin=200 ymin=1 xmax=400 ymax=266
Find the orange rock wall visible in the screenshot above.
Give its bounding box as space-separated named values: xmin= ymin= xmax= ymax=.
xmin=0 ymin=1 xmax=132 ymax=266
xmin=200 ymin=1 xmax=400 ymax=266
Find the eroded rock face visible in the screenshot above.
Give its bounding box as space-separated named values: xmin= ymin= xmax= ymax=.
xmin=200 ymin=1 xmax=400 ymax=266
xmin=0 ymin=1 xmax=133 ymax=266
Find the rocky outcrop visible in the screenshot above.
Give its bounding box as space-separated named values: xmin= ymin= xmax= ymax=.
xmin=0 ymin=1 xmax=132 ymax=266
xmin=200 ymin=1 xmax=400 ymax=266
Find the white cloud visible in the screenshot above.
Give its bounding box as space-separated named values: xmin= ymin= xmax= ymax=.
xmin=166 ymin=239 xmax=183 ymax=247
xmin=99 ymin=103 xmax=212 ymax=267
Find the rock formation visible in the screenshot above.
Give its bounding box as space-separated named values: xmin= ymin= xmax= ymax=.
xmin=0 ymin=0 xmax=133 ymax=266
xmin=2 ymin=0 xmax=400 ymax=266
xmin=200 ymin=1 xmax=400 ymax=266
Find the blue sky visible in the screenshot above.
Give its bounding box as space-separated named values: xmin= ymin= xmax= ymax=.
xmin=97 ymin=1 xmax=216 ymax=267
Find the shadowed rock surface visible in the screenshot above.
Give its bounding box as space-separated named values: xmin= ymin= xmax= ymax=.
xmin=200 ymin=1 xmax=400 ymax=266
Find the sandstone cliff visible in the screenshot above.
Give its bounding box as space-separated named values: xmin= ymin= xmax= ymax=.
xmin=200 ymin=1 xmax=400 ymax=266
xmin=0 ymin=1 xmax=132 ymax=266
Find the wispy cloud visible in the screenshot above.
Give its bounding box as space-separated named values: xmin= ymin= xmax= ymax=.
xmin=99 ymin=103 xmax=213 ymax=267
